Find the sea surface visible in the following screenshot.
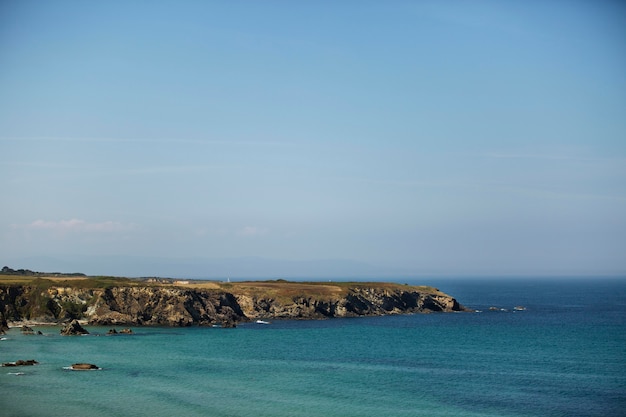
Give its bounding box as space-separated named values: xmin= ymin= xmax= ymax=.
xmin=1 ymin=278 xmax=625 ymax=417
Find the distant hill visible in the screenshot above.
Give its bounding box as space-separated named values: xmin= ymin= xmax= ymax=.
xmin=1 ymin=266 xmax=86 ymax=277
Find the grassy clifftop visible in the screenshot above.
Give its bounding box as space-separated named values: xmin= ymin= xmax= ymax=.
xmin=0 ymin=272 xmax=462 ymax=326
xmin=0 ymin=273 xmax=443 ymax=298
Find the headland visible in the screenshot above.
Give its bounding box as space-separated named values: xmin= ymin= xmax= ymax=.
xmin=0 ymin=267 xmax=467 ymax=329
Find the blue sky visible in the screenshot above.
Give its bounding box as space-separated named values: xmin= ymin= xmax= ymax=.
xmin=1 ymin=1 xmax=625 ymax=278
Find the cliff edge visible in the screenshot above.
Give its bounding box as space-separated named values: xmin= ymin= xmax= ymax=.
xmin=0 ymin=278 xmax=466 ymax=327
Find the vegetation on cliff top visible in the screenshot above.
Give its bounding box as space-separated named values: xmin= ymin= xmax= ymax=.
xmin=0 ymin=266 xmax=439 ymax=290
xmin=0 ymin=268 xmax=462 ymax=325
xmin=1 ymin=266 xmax=86 ymax=278
xmin=0 ymin=267 xmax=443 ymax=299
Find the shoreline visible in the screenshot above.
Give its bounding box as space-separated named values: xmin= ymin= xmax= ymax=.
xmin=8 ymin=321 xmax=81 ymax=328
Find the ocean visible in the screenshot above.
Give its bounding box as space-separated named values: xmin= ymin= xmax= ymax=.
xmin=1 ymin=278 xmax=624 ymax=417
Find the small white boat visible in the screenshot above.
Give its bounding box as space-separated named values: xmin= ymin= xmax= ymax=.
xmin=255 ymin=320 xmax=270 ymax=325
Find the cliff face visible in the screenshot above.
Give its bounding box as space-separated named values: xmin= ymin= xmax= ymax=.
xmin=91 ymin=287 xmax=244 ymax=326
xmin=236 ymin=287 xmax=462 ymax=320
xmin=0 ymin=283 xmax=465 ymax=327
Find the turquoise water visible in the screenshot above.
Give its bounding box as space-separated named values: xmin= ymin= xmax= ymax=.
xmin=1 ymin=278 xmax=625 ymax=416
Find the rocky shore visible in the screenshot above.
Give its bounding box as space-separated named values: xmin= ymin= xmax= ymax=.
xmin=0 ymin=279 xmax=467 ymax=328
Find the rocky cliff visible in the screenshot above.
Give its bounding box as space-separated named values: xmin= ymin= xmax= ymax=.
xmin=0 ymin=280 xmax=466 ymax=327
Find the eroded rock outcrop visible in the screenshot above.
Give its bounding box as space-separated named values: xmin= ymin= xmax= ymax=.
xmin=236 ymin=287 xmax=465 ymax=320
xmin=0 ymin=282 xmax=466 ymax=327
xmin=87 ymin=287 xmax=243 ymax=326
xmin=0 ymin=315 xmax=7 ymax=334
xmin=61 ymin=320 xmax=89 ymax=336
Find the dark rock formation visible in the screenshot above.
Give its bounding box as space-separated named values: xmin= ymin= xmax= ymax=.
xmin=21 ymin=325 xmax=34 ymax=334
xmin=89 ymin=287 xmax=244 ymax=326
xmin=71 ymin=363 xmax=99 ymax=370
xmin=61 ymin=320 xmax=89 ymax=336
xmin=235 ymin=287 xmax=465 ymax=320
xmin=2 ymin=359 xmax=38 ymax=367
xmin=107 ymin=328 xmax=132 ymax=334
xmin=0 ymin=283 xmax=79 ymax=323
xmin=0 ymin=315 xmax=7 ymax=334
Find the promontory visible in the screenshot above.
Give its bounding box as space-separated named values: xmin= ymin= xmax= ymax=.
xmin=0 ymin=269 xmax=467 ymax=328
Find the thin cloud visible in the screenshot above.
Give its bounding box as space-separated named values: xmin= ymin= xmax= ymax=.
xmin=482 ymin=183 xmax=626 ymax=202
xmin=485 ymin=152 xmax=575 ymax=160
xmin=0 ymin=136 xmax=294 ymax=147
xmin=326 ymin=175 xmax=478 ymax=189
xmin=1 ymin=162 xmax=232 ymax=178
xmin=482 ymin=152 xmax=626 ymax=163
xmin=237 ymin=226 xmax=269 ymax=237
xmin=116 ymin=165 xmax=220 ymax=175
xmin=17 ymin=219 xmax=134 ymax=233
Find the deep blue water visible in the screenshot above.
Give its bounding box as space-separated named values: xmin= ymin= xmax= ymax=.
xmin=1 ymin=278 xmax=625 ymax=417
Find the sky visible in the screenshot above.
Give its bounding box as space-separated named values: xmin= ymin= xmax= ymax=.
xmin=1 ymin=0 xmax=625 ymax=278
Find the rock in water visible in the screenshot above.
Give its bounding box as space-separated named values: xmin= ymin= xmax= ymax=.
xmin=60 ymin=320 xmax=89 ymax=336
xmin=15 ymin=359 xmax=38 ymax=366
xmin=71 ymin=363 xmax=99 ymax=370
xmin=21 ymin=325 xmax=34 ymax=334
xmin=2 ymin=359 xmax=38 ymax=367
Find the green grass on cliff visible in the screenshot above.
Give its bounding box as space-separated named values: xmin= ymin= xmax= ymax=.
xmin=0 ymin=274 xmax=443 ymax=300
xmin=0 ymin=274 xmax=138 ymax=288
xmin=215 ymin=280 xmax=443 ymax=302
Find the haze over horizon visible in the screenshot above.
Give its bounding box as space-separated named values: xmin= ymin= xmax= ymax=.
xmin=1 ymin=1 xmax=625 ymax=279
